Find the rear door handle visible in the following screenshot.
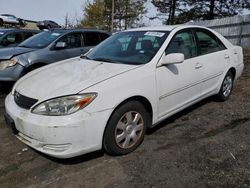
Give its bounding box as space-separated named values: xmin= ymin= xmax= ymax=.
xmin=195 ymin=63 xmax=203 ymax=69
xmin=224 ymin=54 xmax=230 ymax=59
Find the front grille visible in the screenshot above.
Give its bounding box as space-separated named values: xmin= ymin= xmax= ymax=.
xmin=14 ymin=90 xmax=38 ymax=109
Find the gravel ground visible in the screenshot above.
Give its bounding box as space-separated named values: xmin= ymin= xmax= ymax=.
xmin=0 ymin=50 xmax=249 ymax=188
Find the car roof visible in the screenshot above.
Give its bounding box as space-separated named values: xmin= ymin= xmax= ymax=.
xmin=124 ymin=25 xmax=210 ymax=32
xmin=46 ymin=28 xmax=110 ymax=34
xmin=0 ymin=28 xmax=39 ymax=33
xmin=0 ymin=14 xmax=15 ymax=17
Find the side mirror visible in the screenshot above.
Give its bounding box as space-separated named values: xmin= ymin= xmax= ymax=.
xmin=55 ymin=42 xmax=67 ymax=49
xmin=161 ymin=53 xmax=184 ymax=65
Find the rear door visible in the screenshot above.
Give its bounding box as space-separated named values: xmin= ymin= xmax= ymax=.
xmin=193 ymin=28 xmax=228 ymax=96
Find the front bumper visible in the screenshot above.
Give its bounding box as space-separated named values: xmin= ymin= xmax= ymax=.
xmin=0 ymin=63 xmax=25 ymax=81
xmin=5 ymin=94 xmax=112 ymax=158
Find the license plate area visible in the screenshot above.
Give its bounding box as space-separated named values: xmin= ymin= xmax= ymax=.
xmin=4 ymin=113 xmax=18 ymax=134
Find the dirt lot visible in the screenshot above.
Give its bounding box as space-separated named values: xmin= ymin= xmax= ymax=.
xmin=0 ymin=50 xmax=249 ymax=188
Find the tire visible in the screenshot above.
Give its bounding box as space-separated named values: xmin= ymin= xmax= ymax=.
xmin=0 ymin=19 xmax=3 ymax=26
xmin=19 ymin=19 xmax=25 ymax=27
xmin=216 ymin=71 xmax=234 ymax=101
xmin=103 ymin=101 xmax=149 ymax=156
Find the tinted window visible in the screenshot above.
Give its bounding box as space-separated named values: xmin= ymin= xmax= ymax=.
xmin=195 ymin=30 xmax=226 ymax=55
xmin=100 ymin=33 xmax=110 ymax=41
xmin=166 ymin=30 xmax=197 ymax=59
xmin=5 ymin=33 xmax=23 ymax=44
xmin=84 ymin=32 xmax=101 ymax=46
xmin=57 ymin=33 xmax=83 ymax=48
xmin=23 ymin=32 xmax=36 ymax=40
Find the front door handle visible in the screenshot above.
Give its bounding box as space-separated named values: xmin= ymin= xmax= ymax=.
xmin=195 ymin=63 xmax=203 ymax=69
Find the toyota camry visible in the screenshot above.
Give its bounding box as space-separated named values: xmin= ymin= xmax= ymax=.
xmin=4 ymin=25 xmax=244 ymax=158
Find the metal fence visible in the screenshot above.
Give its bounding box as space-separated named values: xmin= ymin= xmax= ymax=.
xmin=189 ymin=14 xmax=250 ymax=48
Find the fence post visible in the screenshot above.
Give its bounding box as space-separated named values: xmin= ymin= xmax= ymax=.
xmin=239 ymin=15 xmax=244 ymax=46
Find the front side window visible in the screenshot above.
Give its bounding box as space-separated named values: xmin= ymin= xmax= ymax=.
xmin=57 ymin=33 xmax=83 ymax=49
xmin=165 ymin=30 xmax=197 ymax=59
xmin=86 ymin=31 xmax=169 ymax=65
xmin=195 ymin=30 xmax=226 ymax=55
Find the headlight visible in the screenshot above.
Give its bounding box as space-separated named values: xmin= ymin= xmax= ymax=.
xmin=32 ymin=93 xmax=97 ymax=116
xmin=0 ymin=58 xmax=18 ymax=70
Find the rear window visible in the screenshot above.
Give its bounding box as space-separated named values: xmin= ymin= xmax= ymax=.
xmin=84 ymin=32 xmax=102 ymax=46
xmin=195 ymin=29 xmax=226 ymax=55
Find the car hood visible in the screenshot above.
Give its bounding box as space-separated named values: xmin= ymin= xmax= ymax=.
xmin=0 ymin=47 xmax=36 ymax=60
xmin=14 ymin=57 xmax=140 ymax=101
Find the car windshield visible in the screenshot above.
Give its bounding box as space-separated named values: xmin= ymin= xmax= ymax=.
xmin=18 ymin=31 xmax=64 ymax=49
xmin=86 ymin=31 xmax=169 ymax=65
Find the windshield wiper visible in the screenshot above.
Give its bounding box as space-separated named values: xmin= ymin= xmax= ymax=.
xmin=80 ymin=54 xmax=91 ymax=59
xmin=91 ymin=57 xmax=120 ymax=64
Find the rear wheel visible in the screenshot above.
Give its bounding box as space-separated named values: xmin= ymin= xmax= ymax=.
xmin=216 ymin=71 xmax=234 ymax=101
xmin=103 ymin=101 xmax=149 ymax=155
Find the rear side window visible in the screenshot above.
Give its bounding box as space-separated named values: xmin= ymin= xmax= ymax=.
xmin=195 ymin=30 xmax=226 ymax=55
xmin=84 ymin=32 xmax=101 ymax=46
xmin=23 ymin=32 xmax=36 ymax=40
xmin=100 ymin=33 xmax=110 ymax=41
xmin=165 ymin=30 xmax=197 ymax=59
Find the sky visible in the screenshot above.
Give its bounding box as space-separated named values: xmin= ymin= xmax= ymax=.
xmin=0 ymin=0 xmax=163 ymax=27
xmin=0 ymin=0 xmax=87 ymax=25
xmin=0 ymin=0 xmax=249 ymax=27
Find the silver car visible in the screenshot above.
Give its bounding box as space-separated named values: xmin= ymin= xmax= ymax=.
xmin=0 ymin=29 xmax=110 ymax=81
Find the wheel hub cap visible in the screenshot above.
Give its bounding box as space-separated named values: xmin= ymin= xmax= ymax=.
xmin=115 ymin=111 xmax=144 ymax=149
xmin=223 ymin=76 xmax=232 ymax=97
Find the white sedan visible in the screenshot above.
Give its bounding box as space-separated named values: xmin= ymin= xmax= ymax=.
xmin=4 ymin=25 xmax=244 ymax=158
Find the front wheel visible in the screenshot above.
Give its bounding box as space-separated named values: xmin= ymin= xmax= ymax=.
xmin=103 ymin=101 xmax=149 ymax=156
xmin=216 ymin=71 xmax=234 ymax=101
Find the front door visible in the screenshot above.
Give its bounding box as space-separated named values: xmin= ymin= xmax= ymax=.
xmin=156 ymin=29 xmax=203 ymax=119
xmin=50 ymin=32 xmax=84 ymax=62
